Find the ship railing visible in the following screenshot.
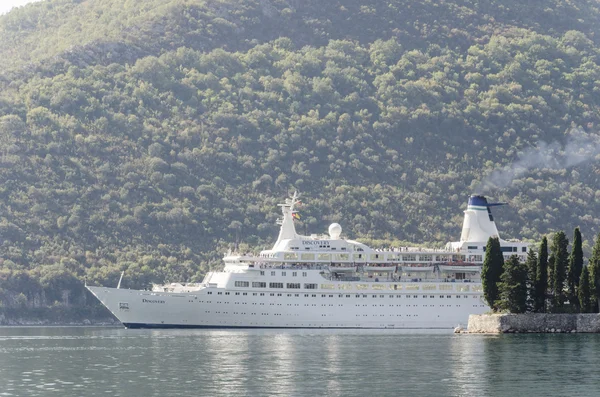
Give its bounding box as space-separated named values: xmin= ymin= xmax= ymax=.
xmin=320 ymin=274 xmax=479 ymax=283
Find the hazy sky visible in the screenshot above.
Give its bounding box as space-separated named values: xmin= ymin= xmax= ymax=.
xmin=0 ymin=0 xmax=43 ymax=15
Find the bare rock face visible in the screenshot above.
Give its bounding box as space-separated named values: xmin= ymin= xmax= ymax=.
xmin=467 ymin=314 xmax=600 ymax=333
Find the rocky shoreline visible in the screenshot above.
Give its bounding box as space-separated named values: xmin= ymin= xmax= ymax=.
xmin=0 ymin=307 xmax=120 ymax=327
xmin=467 ymin=313 xmax=600 ymax=334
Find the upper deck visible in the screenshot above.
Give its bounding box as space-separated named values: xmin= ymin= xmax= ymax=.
xmin=224 ymin=193 xmax=528 ymax=268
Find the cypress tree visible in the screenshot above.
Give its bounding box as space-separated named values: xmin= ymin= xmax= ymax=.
xmin=567 ymin=227 xmax=583 ymax=310
xmin=525 ymin=248 xmax=538 ymax=312
xmin=550 ymin=231 xmax=569 ymax=311
xmin=588 ymin=233 xmax=600 ymax=313
xmin=497 ymin=255 xmax=528 ymax=313
xmin=548 ymin=255 xmax=555 ymax=300
xmin=535 ymin=236 xmax=548 ymax=313
xmin=552 ymin=232 xmax=570 ymax=307
xmin=579 ymin=265 xmax=592 ymax=313
xmin=481 ymin=236 xmax=504 ymax=311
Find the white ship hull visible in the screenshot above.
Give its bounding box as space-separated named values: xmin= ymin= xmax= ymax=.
xmin=87 ymin=193 xmax=525 ymax=330
xmin=87 ymin=283 xmax=489 ymax=329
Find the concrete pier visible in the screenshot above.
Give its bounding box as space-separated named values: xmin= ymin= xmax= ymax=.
xmin=467 ymin=313 xmax=600 ymax=333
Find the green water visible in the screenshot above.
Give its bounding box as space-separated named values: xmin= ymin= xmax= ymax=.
xmin=1 ymin=327 xmax=599 ymax=396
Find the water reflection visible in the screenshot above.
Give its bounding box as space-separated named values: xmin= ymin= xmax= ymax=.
xmin=2 ymin=328 xmax=600 ymax=397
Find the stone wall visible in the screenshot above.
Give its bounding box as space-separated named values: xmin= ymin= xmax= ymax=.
xmin=467 ymin=313 xmax=600 ymax=333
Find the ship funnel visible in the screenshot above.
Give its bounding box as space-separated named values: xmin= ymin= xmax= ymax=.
xmin=459 ymin=195 xmax=506 ymax=243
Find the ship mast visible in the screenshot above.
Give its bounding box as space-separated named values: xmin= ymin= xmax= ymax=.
xmin=273 ymin=191 xmax=300 ymax=248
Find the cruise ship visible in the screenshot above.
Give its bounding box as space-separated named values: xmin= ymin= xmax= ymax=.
xmin=87 ymin=194 xmax=528 ymax=329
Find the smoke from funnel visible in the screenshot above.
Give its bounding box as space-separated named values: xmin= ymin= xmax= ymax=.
xmin=477 ymin=127 xmax=600 ymax=193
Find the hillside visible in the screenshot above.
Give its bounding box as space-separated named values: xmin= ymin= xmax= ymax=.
xmin=1 ymin=0 xmax=600 ymax=309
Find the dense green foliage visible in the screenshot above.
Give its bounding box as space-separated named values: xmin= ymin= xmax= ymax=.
xmin=567 ymin=227 xmax=583 ymax=309
xmin=589 ymin=233 xmax=600 ymax=312
xmin=482 ymin=237 xmax=504 ymax=311
xmin=525 ymin=248 xmax=538 ymax=312
xmin=535 ymin=237 xmax=549 ymax=313
xmin=549 ymin=231 xmax=569 ymax=310
xmin=578 ymin=265 xmax=592 ymax=313
xmin=493 ymin=230 xmax=596 ymax=314
xmin=2 ymin=0 xmax=600 ymax=309
xmin=497 ymin=255 xmax=528 ymax=313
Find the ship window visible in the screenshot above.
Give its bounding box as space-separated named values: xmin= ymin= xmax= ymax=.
xmin=321 ymin=284 xmax=335 ymax=289
xmin=243 ymin=293 xmax=247 ymax=296
xmin=501 ymin=247 xmax=514 ymax=252
xmin=304 ymin=283 xmax=318 ymax=289
xmin=218 ymin=292 xmax=222 ymax=295
xmin=271 ymin=271 xmax=276 ymax=276
xmin=341 ymin=247 xmax=347 ymax=251
xmin=208 ymin=292 xmax=212 ymax=295
xmin=302 ymin=272 xmax=307 ymax=277
xmin=252 ymin=282 xmax=266 ymax=288
xmin=522 ymin=247 xmax=527 ymax=252
xmin=292 ymin=272 xmax=297 ymax=277
xmin=467 ymin=246 xmax=478 ymax=250
xmin=282 ymin=272 xmax=286 ymax=276
xmin=260 ymin=271 xmax=265 ymax=276
xmin=235 ymin=292 xmax=240 ymax=295
xmin=234 ymin=281 xmax=249 ymax=287
xmin=269 ymin=283 xmax=284 ymax=288
xmin=287 ymin=294 xmax=292 ymax=297
xmin=286 ymin=283 xmax=301 ymax=289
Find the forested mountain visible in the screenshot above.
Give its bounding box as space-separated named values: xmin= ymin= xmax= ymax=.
xmin=1 ymin=0 xmax=600 ymax=310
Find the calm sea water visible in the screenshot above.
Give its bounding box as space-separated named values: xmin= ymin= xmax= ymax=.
xmin=1 ymin=327 xmax=599 ymax=397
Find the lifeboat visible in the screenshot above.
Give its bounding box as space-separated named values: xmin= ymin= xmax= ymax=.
xmin=401 ymin=265 xmax=434 ymax=273
xmin=438 ymin=263 xmax=481 ymax=273
xmin=366 ymin=263 xmax=397 ymax=272
xmin=328 ymin=263 xmax=357 ymax=272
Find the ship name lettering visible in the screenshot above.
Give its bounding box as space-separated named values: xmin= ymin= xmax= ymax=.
xmin=302 ymin=240 xmax=328 ymax=245
xmin=142 ymin=299 xmax=166 ymax=304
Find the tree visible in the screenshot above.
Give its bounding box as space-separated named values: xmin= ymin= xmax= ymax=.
xmin=578 ymin=265 xmax=592 ymax=313
xmin=550 ymin=231 xmax=569 ymax=311
xmin=535 ymin=236 xmax=549 ymax=313
xmin=481 ymin=237 xmax=504 ymax=311
xmin=588 ymin=233 xmax=600 ymax=313
xmin=567 ymin=227 xmax=584 ymax=310
xmin=497 ymin=255 xmax=528 ymax=313
xmin=525 ymin=248 xmax=538 ymax=312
